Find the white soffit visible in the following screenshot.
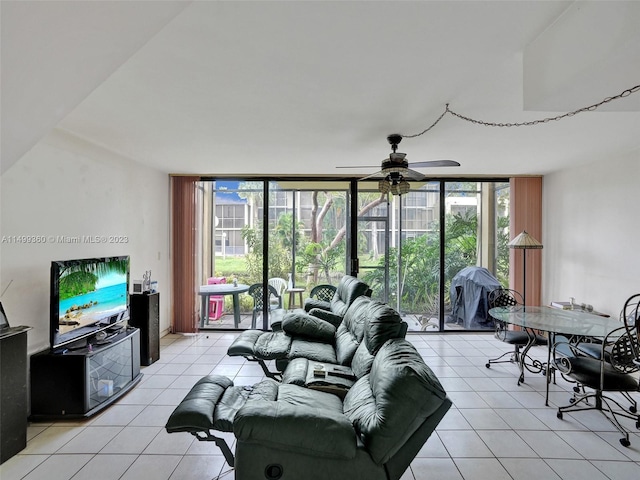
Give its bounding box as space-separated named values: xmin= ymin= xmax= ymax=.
xmin=0 ymin=1 xmax=188 ymax=174
xmin=523 ymin=1 xmax=640 ymax=112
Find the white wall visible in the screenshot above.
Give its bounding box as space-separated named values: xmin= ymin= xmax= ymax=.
xmin=0 ymin=130 xmax=170 ymax=354
xmin=543 ymin=148 xmax=640 ymax=317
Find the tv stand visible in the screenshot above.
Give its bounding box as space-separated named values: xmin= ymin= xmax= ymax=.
xmin=30 ymin=327 xmax=142 ymax=419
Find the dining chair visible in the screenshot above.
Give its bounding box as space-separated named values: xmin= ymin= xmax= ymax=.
xmin=553 ymin=323 xmax=640 ymax=447
xmin=569 ymin=293 xmax=640 ymax=361
xmin=622 ymin=293 xmax=640 ymax=329
xmin=485 ymin=288 xmax=547 ymax=369
xmin=248 ymin=283 xmax=282 ymax=329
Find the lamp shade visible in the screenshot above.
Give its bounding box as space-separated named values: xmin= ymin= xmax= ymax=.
xmin=508 ymin=231 xmax=543 ymax=249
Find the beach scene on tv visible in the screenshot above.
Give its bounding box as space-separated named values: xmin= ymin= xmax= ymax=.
xmin=58 ymin=258 xmax=128 ymax=333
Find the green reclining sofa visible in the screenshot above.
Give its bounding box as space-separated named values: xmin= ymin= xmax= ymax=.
xmin=166 ymin=338 xmax=451 ymax=480
xmin=227 ymin=292 xmax=401 ymax=379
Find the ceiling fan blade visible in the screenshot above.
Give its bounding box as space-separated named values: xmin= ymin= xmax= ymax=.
xmin=403 ymin=168 xmax=426 ymax=180
xmin=408 ymin=160 xmax=461 ymax=168
xmin=359 ymin=170 xmax=385 ymax=181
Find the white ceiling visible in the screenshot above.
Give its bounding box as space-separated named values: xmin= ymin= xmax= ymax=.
xmin=2 ymin=1 xmax=639 ymax=178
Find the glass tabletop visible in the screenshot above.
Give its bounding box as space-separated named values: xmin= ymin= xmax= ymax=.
xmin=489 ymin=306 xmax=621 ymax=338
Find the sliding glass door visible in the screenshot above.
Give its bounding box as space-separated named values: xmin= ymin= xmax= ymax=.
xmin=442 ymin=181 xmax=510 ymax=331
xmin=356 ymin=188 xmax=390 ymax=304
xmin=198 ymin=179 xmax=350 ymax=330
xmin=359 ymin=180 xmax=509 ymax=332
xmin=196 ymin=178 xmax=508 ymax=332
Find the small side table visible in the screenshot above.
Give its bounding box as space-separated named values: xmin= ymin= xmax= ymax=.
xmin=287 ymin=288 xmax=305 ymax=309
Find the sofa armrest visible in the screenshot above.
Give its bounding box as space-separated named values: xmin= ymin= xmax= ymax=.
xmin=234 ymin=401 xmax=356 ymax=459
xmin=281 ymin=311 xmax=336 ymax=342
xmin=309 ymin=308 xmax=343 ymax=328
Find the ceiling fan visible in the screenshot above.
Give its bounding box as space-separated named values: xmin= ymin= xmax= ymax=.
xmin=337 ymin=134 xmax=460 ymax=182
xmin=337 ymin=134 xmax=460 ymax=195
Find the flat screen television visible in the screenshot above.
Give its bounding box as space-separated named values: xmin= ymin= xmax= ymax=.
xmin=50 ymin=256 xmax=130 ymax=350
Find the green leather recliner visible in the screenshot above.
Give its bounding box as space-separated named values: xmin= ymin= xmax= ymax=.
xmin=227 ymin=288 xmax=387 ymax=377
xmin=166 ymin=338 xmax=451 ymax=480
xmin=302 ymin=274 xmax=372 ymax=327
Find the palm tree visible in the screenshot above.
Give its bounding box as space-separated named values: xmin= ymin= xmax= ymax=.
xmin=57 ymin=257 xmax=129 ymax=300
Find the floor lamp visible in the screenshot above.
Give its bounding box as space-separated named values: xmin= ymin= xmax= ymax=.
xmin=508 ymin=231 xmax=543 ymax=306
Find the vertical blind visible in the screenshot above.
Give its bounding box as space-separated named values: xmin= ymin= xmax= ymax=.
xmin=510 ymin=177 xmax=543 ymax=306
xmin=171 ymin=176 xmax=199 ymax=333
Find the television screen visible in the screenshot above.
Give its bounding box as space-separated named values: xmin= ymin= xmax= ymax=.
xmin=51 ymin=256 xmax=130 ymax=349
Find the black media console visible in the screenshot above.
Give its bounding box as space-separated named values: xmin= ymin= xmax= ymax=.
xmin=30 ymin=327 xmax=142 ymax=419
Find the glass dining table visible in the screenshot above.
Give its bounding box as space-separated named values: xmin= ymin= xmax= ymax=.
xmin=488 ymin=305 xmax=621 ymax=405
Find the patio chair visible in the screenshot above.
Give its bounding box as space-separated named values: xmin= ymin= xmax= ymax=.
xmin=307 ymin=284 xmax=337 ymax=308
xmin=206 ymin=277 xmax=226 ymax=322
xmin=268 ymin=277 xmax=287 ymax=309
xmin=247 ymin=283 xmax=282 ymax=329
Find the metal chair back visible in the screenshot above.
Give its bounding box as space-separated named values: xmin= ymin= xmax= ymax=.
xmin=309 ymin=284 xmax=337 ymax=303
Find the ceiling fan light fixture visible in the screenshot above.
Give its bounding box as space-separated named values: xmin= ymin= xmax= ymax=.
xmin=381 ymin=165 xmax=408 ymax=175
xmin=398 ymin=179 xmax=410 ymax=195
xmin=378 ymin=179 xmax=391 ymax=194
xmin=380 ymin=174 xmax=410 ymax=196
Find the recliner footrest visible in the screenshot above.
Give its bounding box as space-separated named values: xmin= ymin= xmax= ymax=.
xmin=227 ymin=330 xmax=292 ymax=359
xmin=166 ymin=375 xmax=279 ymax=467
xmin=227 ymin=330 xmax=293 ymax=379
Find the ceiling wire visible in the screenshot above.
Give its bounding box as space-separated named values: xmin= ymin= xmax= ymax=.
xmin=402 ymin=84 xmax=640 ymax=139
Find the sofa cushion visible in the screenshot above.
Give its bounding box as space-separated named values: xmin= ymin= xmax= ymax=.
xmin=288 ymin=338 xmax=338 ymax=364
xmin=350 ymin=342 xmax=375 ymax=379
xmin=304 ymin=297 xmax=331 ymax=313
xmin=277 ymin=383 xmax=344 ymax=413
xmin=341 ymin=296 xmax=370 ymax=341
xmin=343 ymin=339 xmax=447 ymax=465
xmin=330 ymin=275 xmax=371 ymax=317
xmin=334 ymin=324 xmax=361 ymax=365
xmin=235 ymin=381 xmax=351 ymax=460
xmin=282 ymin=311 xmax=336 ymax=342
xmin=234 ymin=400 xmax=356 ymax=460
xmin=334 ymin=296 xmax=371 ymax=364
xmin=363 ymin=301 xmax=405 ymax=355
xmin=347 ymin=300 xmax=405 ymax=379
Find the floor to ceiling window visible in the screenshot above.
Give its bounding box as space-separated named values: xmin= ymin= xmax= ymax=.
xmin=440 ymin=181 xmax=510 ymax=331
xmin=198 ymin=179 xmax=350 ymax=330
xmin=195 ymin=178 xmax=509 ymax=332
xmin=359 ymin=180 xmax=510 ymax=332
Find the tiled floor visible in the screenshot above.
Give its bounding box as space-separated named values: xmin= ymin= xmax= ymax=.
xmin=2 ymin=331 xmax=640 ymax=480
